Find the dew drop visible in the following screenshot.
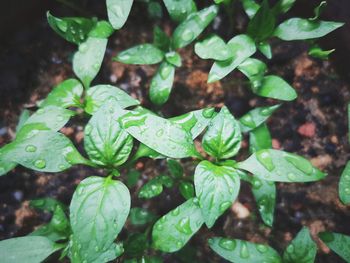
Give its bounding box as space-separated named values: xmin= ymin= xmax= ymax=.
xmin=95 ymin=246 xmax=99 ymax=252
xmin=287 ymin=173 xmax=297 ymax=181
xmin=181 ymin=29 xmax=194 ymax=42
xmin=256 ymin=150 xmax=275 ymax=171
xmin=202 ymin=108 xmax=215 ymax=118
xmin=345 ymin=187 xmax=350 ymax=194
xmin=219 ymin=238 xmax=236 ymax=250
xmin=93 ymin=63 xmax=100 ymax=70
xmin=252 ymin=177 xmax=263 ymax=189
xmin=156 ymin=129 xmax=164 ymax=137
xmin=171 ymin=207 xmax=180 ymax=216
xmin=37 ymin=108 xmax=45 ymax=114
xmin=240 ymin=242 xmax=250 ymax=259
xmin=175 ymin=217 xmax=192 ymax=235
xmin=219 ymin=201 xmax=231 ymax=213
xmin=240 ymin=114 xmax=255 ymax=128
xmin=25 ymin=145 xmax=37 ymax=152
xmin=160 ymin=65 xmax=172 ymax=80
xmin=260 ymin=107 xmax=274 ymax=116
xmin=118 ymin=53 xmax=131 ymax=61
xmin=286 ymin=244 xmax=294 ymax=253
xmin=79 ymin=43 xmax=88 ymax=53
xmin=176 ymin=241 xmax=183 ymax=248
xmin=256 ymin=244 xmax=268 ymax=253
xmin=34 ymin=159 xmax=46 ymax=169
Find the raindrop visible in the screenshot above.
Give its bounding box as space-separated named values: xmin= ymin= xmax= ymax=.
xmin=175 ymin=217 xmax=192 ymax=235
xmin=181 ymin=29 xmax=194 ymax=42
xmin=34 ymin=159 xmax=46 ymax=169
xmin=284 ymin=153 xmax=313 ymax=175
xmin=287 ymin=173 xmax=297 ymax=181
xmin=79 ymin=43 xmax=88 ymax=53
xmin=240 ymin=242 xmax=250 ymax=258
xmin=160 ymin=65 xmax=172 ymax=80
xmin=252 ymin=178 xmax=262 ymax=189
xmin=256 ymin=150 xmax=275 ymax=172
xmin=202 ymin=108 xmax=215 ymax=118
xmin=176 ymin=241 xmax=183 ymax=248
xmin=219 ymin=238 xmax=236 ymax=250
xmin=256 ymin=244 xmax=268 ymax=253
xmin=240 ymin=114 xmax=255 ymax=128
xmin=260 ymin=107 xmax=274 ymax=116
xmin=171 ymin=207 xmax=180 ymax=216
xmin=286 ymin=244 xmax=294 ymax=253
xmin=25 ymin=145 xmax=37 ymax=152
xmin=95 ymin=246 xmax=99 ymax=252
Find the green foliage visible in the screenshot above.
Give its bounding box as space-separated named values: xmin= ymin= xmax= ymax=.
xmin=0 ymin=0 xmax=344 ymax=262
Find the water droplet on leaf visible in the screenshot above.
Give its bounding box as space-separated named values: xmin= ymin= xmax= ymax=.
xmin=34 ymin=159 xmax=46 ymax=169
xmin=25 ymin=145 xmax=37 ymax=152
xmin=256 ymin=150 xmax=275 ymax=171
xmin=219 ymin=238 xmax=236 ymax=250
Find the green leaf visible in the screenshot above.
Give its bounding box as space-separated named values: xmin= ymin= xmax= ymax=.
xmin=272 ymin=0 xmax=296 ymax=14
xmin=16 ymin=109 xmax=31 ymax=132
xmin=252 ymin=75 xmax=297 ymax=101
xmin=152 ymin=198 xmax=204 ymax=252
xmin=114 ymin=44 xmax=164 ymax=65
xmin=30 ymin=205 xmax=70 ymax=242
xmin=85 ymin=84 xmax=139 ymax=114
xmin=238 ymin=58 xmax=267 ymax=82
xmin=274 ymin=18 xmax=344 ymax=41
xmin=84 ymin=99 xmax=133 ymax=167
xmin=257 ymin=41 xmax=272 ymax=59
xmin=18 ymin=106 xmax=75 ymax=137
xmin=70 ymin=176 xmax=130 ymax=262
xmin=208 ymin=35 xmax=256 ymax=83
xmin=250 ymin=176 xmax=276 ymax=226
xmin=239 ymin=104 xmax=280 ymax=132
xmin=194 ymin=161 xmax=240 ymax=227
xmin=0 ymin=144 xmax=17 ymax=176
xmin=195 ymin=35 xmax=232 ymax=61
xmin=165 ymin=51 xmax=182 ymax=67
xmin=0 ymin=236 xmax=61 ymax=263
xmin=124 ymin=233 xmax=148 ymax=257
xmin=172 ymin=5 xmax=218 ymax=49
xmin=139 ymin=175 xmax=174 ymax=198
xmin=283 ymin=227 xmax=317 ymax=263
xmin=339 ymin=161 xmax=350 ymax=205
xmin=236 ymin=149 xmax=326 ymax=182
xmin=308 ymin=44 xmax=334 ymax=60
xmin=170 ymin=108 xmax=215 ymax=139
xmin=130 ymin=207 xmax=156 ymax=225
xmin=319 ymin=232 xmax=350 ymax=263
xmin=47 ymin=12 xmax=95 ymax=44
xmin=202 ymin=106 xmax=242 ymax=159
xmin=40 ymin=79 xmax=83 ymax=108
xmin=167 ymin=159 xmax=184 ymax=178
xmin=179 ymin=181 xmax=195 ymax=200
xmin=88 ymin=20 xmax=114 ymax=38
xmin=73 ymin=37 xmax=107 ymax=88
xmin=30 ymin=197 xmax=66 ymax=212
xmin=311 ymin=1 xmax=327 ymax=21
xmin=107 ymin=0 xmax=134 ymax=29
xmin=247 ymin=0 xmax=276 ymax=41
xmin=149 ymin=62 xmax=175 ymax=105
xmin=148 ymin=1 xmax=163 ymax=19
xmin=209 ymin=237 xmax=282 ymax=263
xmin=153 ymin=26 xmax=170 ymax=51
xmin=241 ymin=0 xmax=260 ymax=19
xmin=6 ymin=130 xmax=87 ymax=172
xmin=120 ymin=110 xmax=198 ymax=158
xmin=163 ymin=0 xmax=197 ymax=22
xmin=249 ymin=124 xmax=272 ymax=153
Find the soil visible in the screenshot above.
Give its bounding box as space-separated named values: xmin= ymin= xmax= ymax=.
xmin=0 ymin=1 xmax=349 ymax=263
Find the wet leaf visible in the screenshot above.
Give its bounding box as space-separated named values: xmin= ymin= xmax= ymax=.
xmin=47 ymin=12 xmax=95 ymax=44
xmin=114 ymin=44 xmax=164 ymax=65
xmin=249 ymin=124 xmax=272 ymax=153
xmin=120 ymin=110 xmax=198 ymax=158
xmin=85 ymin=84 xmax=139 ymax=114
xmin=84 ymin=99 xmax=133 ymax=167
xmin=153 ymin=26 xmax=170 ymax=51
xmin=308 ymin=44 xmax=334 ymax=60
xmin=107 ymin=0 xmax=134 ymax=29
xmin=208 ymin=35 xmax=256 ymax=83
xmin=241 ymin=0 xmax=260 ymax=19
xmin=209 ymin=237 xmax=282 ymax=263
xmin=339 ymin=161 xmax=350 ymax=205
xmin=238 ymin=58 xmax=267 ymax=82
xmin=172 ymin=5 xmax=218 ymax=49
xmin=40 ymin=79 xmax=83 ymax=108
xmin=167 ymin=159 xmax=184 ymax=178
xmin=149 ymin=62 xmax=175 ymax=105
xmin=152 ymin=198 xmax=204 ymax=252
xmin=272 ymin=0 xmax=296 ymax=14
xmin=247 ymin=0 xmax=276 ymax=41
xmin=195 ymin=35 xmax=232 ymax=61
xmin=163 ymin=0 xmax=197 ymax=22
xmin=179 ymin=181 xmax=195 ymax=200
xmin=165 ymin=51 xmax=182 ymax=67
xmin=274 ymin=18 xmax=344 ymax=41
xmin=6 ymin=130 xmax=88 ymax=172
xmin=194 ymin=161 xmax=240 ymax=228
xmin=319 ymin=232 xmax=350 ymax=263
xmin=16 ymin=110 xmax=31 ymax=132
xmin=236 ymin=149 xmax=326 ymax=182
xmin=73 ymin=37 xmax=107 ymax=88
xmin=70 ymin=176 xmax=130 ymax=262
xmin=202 ymin=106 xmax=242 ymax=159
xmin=252 ymin=75 xmax=297 ymax=101
xmin=0 ymin=236 xmax=62 ymax=263
xmin=88 ymin=20 xmax=114 ymax=38
xmin=130 ymin=207 xmax=156 ymax=225
xmin=283 ymin=227 xmax=317 ymax=263
xmin=240 ymin=105 xmax=280 ymax=132
xmin=139 ymin=175 xmax=173 ymax=199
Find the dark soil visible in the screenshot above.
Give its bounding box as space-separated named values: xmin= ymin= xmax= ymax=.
xmin=0 ymin=1 xmax=349 ymax=262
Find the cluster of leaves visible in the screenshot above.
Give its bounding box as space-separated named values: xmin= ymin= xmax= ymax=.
xmin=0 ymin=0 xmax=346 ymax=263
